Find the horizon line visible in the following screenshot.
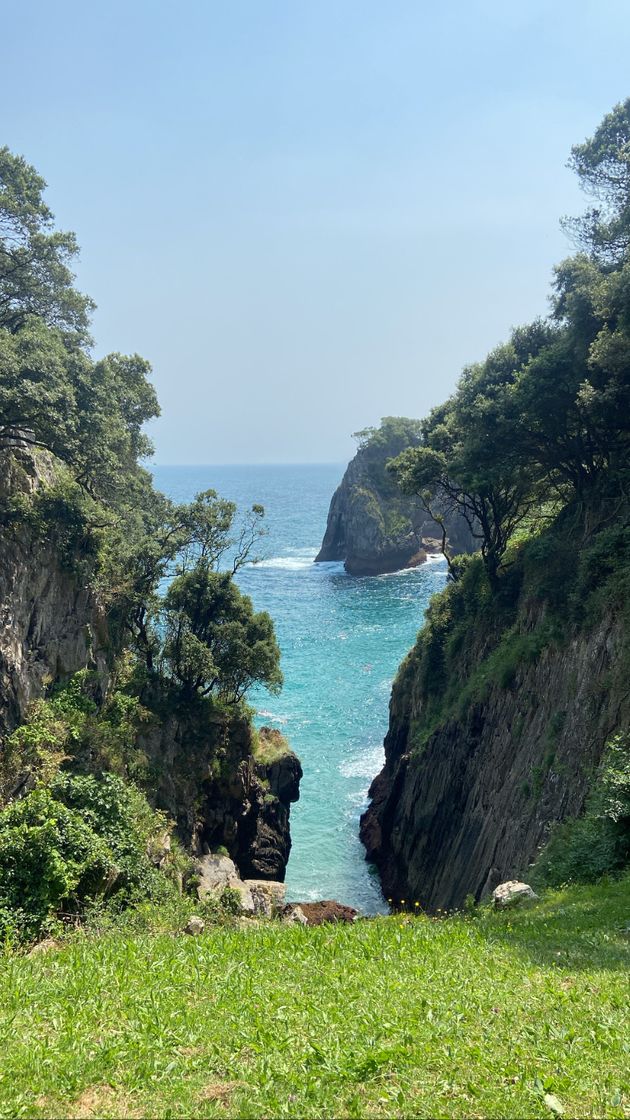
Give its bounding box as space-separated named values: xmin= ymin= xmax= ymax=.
xmin=149 ymin=461 xmax=346 ymax=468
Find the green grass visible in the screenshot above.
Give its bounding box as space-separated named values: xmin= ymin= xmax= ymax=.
xmin=0 ymin=878 xmax=628 ymax=1119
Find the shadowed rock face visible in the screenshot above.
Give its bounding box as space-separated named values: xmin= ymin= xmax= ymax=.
xmin=139 ymin=711 xmax=302 ymax=883
xmin=316 ymin=434 xmax=474 ymax=577
xmin=0 ymin=450 xmax=302 ymax=885
xmin=0 ymin=452 xmax=110 ymax=740
xmin=360 ymin=612 xmax=630 ymax=912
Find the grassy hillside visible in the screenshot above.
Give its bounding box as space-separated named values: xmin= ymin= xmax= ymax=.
xmin=1 ymin=878 xmax=628 ymax=1119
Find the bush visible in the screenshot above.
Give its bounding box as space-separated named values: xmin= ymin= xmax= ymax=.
xmin=0 ymin=774 xmax=172 ymax=942
xmin=533 ymin=734 xmax=630 ymax=887
xmin=0 ymin=788 xmax=112 ymax=940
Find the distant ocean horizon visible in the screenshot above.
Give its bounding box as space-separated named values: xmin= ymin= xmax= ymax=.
xmin=152 ymin=463 xmax=447 ymax=913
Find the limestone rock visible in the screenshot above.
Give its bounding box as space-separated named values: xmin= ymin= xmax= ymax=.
xmin=196 ymin=853 xmax=241 ymax=899
xmin=184 ymin=915 xmax=205 ymax=935
xmin=243 ymin=879 xmax=286 ymax=917
xmin=492 ymin=881 xmax=539 ymax=910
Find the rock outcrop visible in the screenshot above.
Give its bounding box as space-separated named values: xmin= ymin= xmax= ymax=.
xmin=315 ymin=419 xmax=474 ymax=576
xmin=0 ymin=451 xmax=110 ymax=738
xmin=196 ymin=853 xmax=287 ymax=916
xmin=139 ymin=711 xmax=302 ymax=883
xmin=0 ymin=450 xmax=302 ymax=886
xmin=361 ymin=603 xmax=630 ymax=913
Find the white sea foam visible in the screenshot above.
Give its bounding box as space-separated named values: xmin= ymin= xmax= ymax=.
xmin=339 ymin=744 xmax=385 ymax=781
xmin=256 ymin=554 xmax=315 ymax=570
xmin=256 ymin=709 xmax=288 ymax=725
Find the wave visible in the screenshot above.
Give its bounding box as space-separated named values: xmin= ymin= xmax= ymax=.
xmin=256 ymin=554 xmax=316 ymax=570
xmin=256 ymin=709 xmax=289 ymax=725
xmin=339 ymin=744 xmax=385 ymax=781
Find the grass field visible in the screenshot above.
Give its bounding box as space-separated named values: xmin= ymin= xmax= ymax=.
xmin=0 ymin=877 xmax=628 ymax=1119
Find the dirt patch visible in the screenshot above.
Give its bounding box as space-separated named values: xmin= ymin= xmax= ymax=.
xmin=68 ymin=1085 xmax=141 ymax=1119
xmin=286 ymin=900 xmax=359 ymax=925
xmin=198 ymin=1081 xmax=242 ymax=1104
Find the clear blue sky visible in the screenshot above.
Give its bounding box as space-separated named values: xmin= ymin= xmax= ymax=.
xmin=3 ymin=1 xmax=629 ymax=463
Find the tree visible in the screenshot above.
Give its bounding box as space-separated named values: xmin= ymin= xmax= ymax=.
xmin=161 ymin=566 xmax=282 ymax=703
xmin=0 ymin=147 xmax=160 ymax=500
xmin=563 ymin=98 xmax=630 ymax=265
xmin=0 ymin=147 xmax=94 ymax=339
xmin=390 ymin=325 xmax=550 ymax=588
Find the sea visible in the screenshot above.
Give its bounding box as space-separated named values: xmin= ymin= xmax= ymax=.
xmin=151 ymin=464 xmax=448 ymax=914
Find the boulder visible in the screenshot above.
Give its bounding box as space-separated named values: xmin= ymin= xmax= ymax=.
xmin=197 ymin=853 xmax=241 ymax=899
xmin=243 ymin=879 xmax=286 ymax=917
xmin=184 ymin=915 xmax=205 ymax=935
xmin=282 ymin=904 xmax=309 ymax=926
xmin=492 ymin=880 xmax=539 ymax=910
xmin=287 ymin=900 xmax=359 ymax=926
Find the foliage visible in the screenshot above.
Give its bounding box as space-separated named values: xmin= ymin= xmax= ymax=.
xmin=0 ymin=877 xmax=628 ymax=1117
xmin=352 ymin=415 xmax=423 ymax=451
xmin=0 ymin=788 xmax=112 ymax=941
xmin=0 ymin=146 xmax=93 ymax=339
xmin=0 ymin=146 xmax=160 ymax=500
xmin=563 ymin=98 xmax=630 ymax=264
xmin=533 ymin=735 xmax=630 ymax=887
xmin=0 ymin=773 xmax=172 ymax=941
xmin=161 ymin=565 xmax=282 ymax=703
xmin=387 ymin=106 xmax=630 ymax=589
xmin=1 ymin=667 xmax=151 ymax=804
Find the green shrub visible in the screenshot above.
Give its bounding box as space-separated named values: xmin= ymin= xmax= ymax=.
xmin=533 ymin=734 xmax=630 ymax=887
xmin=0 ymin=774 xmax=172 ymax=941
xmin=0 ymin=788 xmax=112 ymax=940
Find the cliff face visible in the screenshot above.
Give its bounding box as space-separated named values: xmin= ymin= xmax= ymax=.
xmin=316 ymin=427 xmax=474 ymax=576
xmin=360 ymin=526 xmax=630 ymax=910
xmin=140 ymin=710 xmax=302 ymax=881
xmin=0 ymin=452 xmax=110 ymax=738
xmin=0 ymin=451 xmax=301 ymax=883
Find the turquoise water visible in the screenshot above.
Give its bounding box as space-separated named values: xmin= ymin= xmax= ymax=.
xmin=152 ymin=464 xmax=447 ymax=913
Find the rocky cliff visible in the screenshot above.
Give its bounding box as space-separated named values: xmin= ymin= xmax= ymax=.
xmin=360 ymin=520 xmax=630 ymax=910
xmin=316 ymin=419 xmax=474 ymax=576
xmin=0 ymin=450 xmax=301 ymax=882
xmin=140 ymin=709 xmax=302 ymax=881
xmin=0 ymin=450 xmax=111 ymax=737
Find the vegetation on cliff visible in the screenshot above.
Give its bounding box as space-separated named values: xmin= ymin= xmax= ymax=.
xmin=0 ymin=147 xmax=293 ymax=941
xmin=363 ymin=100 xmax=630 ymax=904
xmin=389 ymin=103 xmax=630 ymax=591
xmin=316 ymin=416 xmax=473 ymax=575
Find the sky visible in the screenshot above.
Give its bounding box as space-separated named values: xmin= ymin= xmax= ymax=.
xmin=2 ymin=1 xmax=630 ymax=464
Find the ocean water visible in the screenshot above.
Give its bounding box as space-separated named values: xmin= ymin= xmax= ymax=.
xmin=151 ymin=464 xmax=448 ymax=913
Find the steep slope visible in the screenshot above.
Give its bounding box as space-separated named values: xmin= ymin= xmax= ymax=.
xmin=0 ymin=450 xmax=110 ymax=738
xmin=0 ymin=449 xmax=301 ymax=882
xmin=360 ymin=514 xmax=630 ymax=909
xmin=316 ymin=418 xmax=474 ymax=576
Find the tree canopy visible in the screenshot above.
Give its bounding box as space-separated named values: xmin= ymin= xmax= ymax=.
xmin=0 ymin=146 xmax=282 ymax=710
xmin=0 ymin=148 xmax=159 ymax=501
xmin=390 ymin=101 xmax=630 ymax=590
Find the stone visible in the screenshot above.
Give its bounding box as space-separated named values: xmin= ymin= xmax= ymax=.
xmin=28 ymin=937 xmax=61 ymax=956
xmin=229 ymin=881 xmax=255 ymax=915
xmin=242 ymin=879 xmax=286 ymax=917
xmin=184 ymin=915 xmax=205 ymax=936
xmin=196 ymin=853 xmax=241 ymax=899
xmin=148 ymin=830 xmax=171 ymax=868
xmin=492 ymin=880 xmax=539 ymax=910
xmin=287 ymin=900 xmax=359 ymax=926
xmin=282 ymin=904 xmax=309 ymax=925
